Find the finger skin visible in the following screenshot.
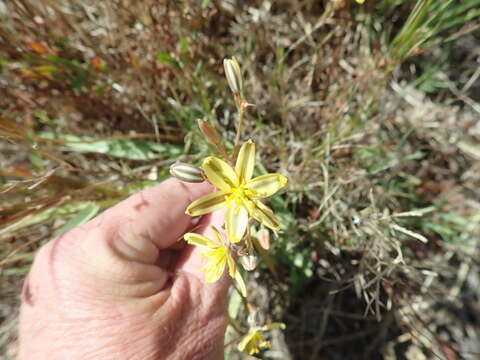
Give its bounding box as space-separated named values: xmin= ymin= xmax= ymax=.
xmin=19 ymin=178 xmax=230 ymax=360
xmin=96 ymin=178 xmax=215 ymax=261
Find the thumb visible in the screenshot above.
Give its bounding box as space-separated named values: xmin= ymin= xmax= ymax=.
xmin=24 ymin=179 xmax=216 ymax=304
xmin=81 ymin=178 xmax=217 ymax=295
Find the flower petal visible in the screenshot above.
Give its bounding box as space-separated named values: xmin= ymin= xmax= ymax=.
xmin=203 ymin=249 xmax=227 ymax=283
xmin=235 ymin=140 xmax=255 ymax=183
xmin=237 ymin=331 xmax=257 ymax=354
xmin=185 ymin=191 xmax=227 ymax=216
xmin=211 ymin=226 xmax=225 ymax=244
xmin=226 ymin=200 xmax=249 ymax=243
xmin=184 ymin=233 xmax=219 ymax=249
xmin=245 ymin=173 xmax=287 ymax=198
xmin=252 ymin=201 xmax=280 ymax=231
xmin=226 ymin=250 xmax=236 ymax=278
xmin=202 ymin=156 xmax=239 ymax=191
xmin=237 ymin=331 xmax=265 ymax=355
xmin=261 ymin=322 xmax=286 ymax=331
xmin=234 ymin=269 xmax=247 ymax=297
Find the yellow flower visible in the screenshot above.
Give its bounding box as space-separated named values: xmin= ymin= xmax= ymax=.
xmin=237 ymin=323 xmax=286 ymax=355
xmin=186 ymin=140 xmax=287 ymax=243
xmin=356 ymin=0 xmax=365 ymax=3
xmin=184 ymin=228 xmax=247 ymax=297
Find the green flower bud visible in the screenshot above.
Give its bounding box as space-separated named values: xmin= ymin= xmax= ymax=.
xmin=169 ymin=162 xmax=205 ymax=183
xmin=223 ymin=57 xmax=243 ymax=97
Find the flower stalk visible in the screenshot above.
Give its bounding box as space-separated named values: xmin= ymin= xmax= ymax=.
xmin=176 ymin=56 xmax=287 ymax=355
xmin=233 ymin=106 xmax=245 ymax=159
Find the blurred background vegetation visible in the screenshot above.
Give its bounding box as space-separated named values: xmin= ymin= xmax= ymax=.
xmin=1 ymin=0 xmax=480 ymax=359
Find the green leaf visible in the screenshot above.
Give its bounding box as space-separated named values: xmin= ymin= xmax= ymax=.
xmin=156 ymin=52 xmax=181 ymax=68
xmin=39 ymin=132 xmax=181 ymax=160
xmin=458 ymin=140 xmax=480 ymax=160
xmin=179 ymin=37 xmax=190 ymax=55
xmin=293 ymin=252 xmax=314 ymax=278
xmin=53 ymin=202 xmax=100 ymax=237
xmin=0 ymin=58 xmax=5 ymax=74
xmin=29 ymin=149 xmax=45 ymax=172
xmin=33 ymin=111 xmax=54 ymax=125
xmin=367 ymin=151 xmax=425 ymax=174
xmin=1 ymin=202 xmax=96 ymax=236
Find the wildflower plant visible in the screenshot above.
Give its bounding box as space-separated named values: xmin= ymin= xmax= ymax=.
xmin=170 ymin=57 xmax=288 ymax=355
xmin=237 ymin=322 xmax=286 ymax=355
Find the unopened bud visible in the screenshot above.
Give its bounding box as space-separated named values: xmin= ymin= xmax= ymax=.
xmin=240 ymin=252 xmax=258 ymax=271
xmin=169 ymin=162 xmax=205 ymax=183
xmin=257 ymin=228 xmax=270 ymax=250
xmin=247 ymin=309 xmax=261 ymax=327
xmin=223 ymin=57 xmax=243 ymax=97
xmin=197 ymin=119 xmax=220 ymax=145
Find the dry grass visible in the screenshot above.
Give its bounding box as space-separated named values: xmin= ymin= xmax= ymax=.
xmin=1 ymin=0 xmax=480 ymax=358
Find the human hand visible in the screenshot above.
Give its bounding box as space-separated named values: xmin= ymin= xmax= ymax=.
xmin=19 ymin=179 xmax=230 ymax=360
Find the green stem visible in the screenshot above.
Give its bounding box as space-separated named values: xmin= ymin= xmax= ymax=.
xmin=252 ymin=237 xmax=279 ymax=280
xmin=233 ymin=105 xmax=244 ymax=158
xmin=217 ymin=141 xmax=231 ymax=164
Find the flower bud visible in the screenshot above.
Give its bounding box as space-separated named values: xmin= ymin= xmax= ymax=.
xmin=257 ymin=228 xmax=270 ymax=250
xmin=197 ymin=119 xmax=220 ymax=145
xmin=169 ymin=162 xmax=205 ymax=183
xmin=223 ymin=57 xmax=243 ymax=97
xmin=247 ymin=309 xmax=261 ymax=327
xmin=240 ymin=252 xmax=258 ymax=271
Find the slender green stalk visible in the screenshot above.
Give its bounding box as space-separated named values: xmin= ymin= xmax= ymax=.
xmin=233 ymin=105 xmax=245 ymax=159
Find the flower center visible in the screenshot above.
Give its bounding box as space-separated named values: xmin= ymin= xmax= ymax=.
xmin=231 ymin=186 xmax=247 ymax=198
xmin=227 ymin=186 xmax=256 ymax=214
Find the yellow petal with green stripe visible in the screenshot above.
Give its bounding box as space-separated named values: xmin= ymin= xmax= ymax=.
xmin=237 ymin=331 xmax=257 ymax=354
xmin=252 ymin=200 xmax=280 ymax=230
xmin=184 ymin=233 xmax=219 ymax=248
xmin=185 ymin=190 xmax=228 ymax=216
xmin=226 ymin=200 xmax=249 ymax=243
xmin=226 ymin=251 xmax=236 ymax=278
xmin=245 ymin=173 xmax=287 ymax=198
xmin=202 ymin=248 xmax=227 ymax=283
xmin=202 ymin=156 xmax=239 ymax=191
xmin=235 ymin=140 xmax=255 ymax=183
xmin=261 ymin=322 xmax=286 ymax=331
